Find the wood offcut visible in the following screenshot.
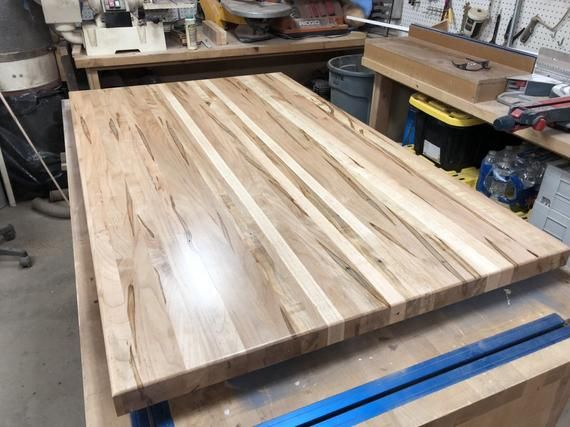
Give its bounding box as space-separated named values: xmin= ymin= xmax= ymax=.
xmin=70 ymin=73 xmax=569 ymax=414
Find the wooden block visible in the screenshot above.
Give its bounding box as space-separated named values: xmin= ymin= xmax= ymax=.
xmin=364 ymin=37 xmax=523 ymax=102
xmin=431 ymin=20 xmax=449 ymax=31
xmin=55 ymin=43 xmax=68 ymax=83
xmin=409 ymin=25 xmax=535 ymax=72
xmin=201 ymin=20 xmax=228 ymax=45
xmin=69 ymin=73 xmax=569 ymax=414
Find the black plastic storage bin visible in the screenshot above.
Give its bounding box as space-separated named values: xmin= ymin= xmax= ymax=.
xmin=411 ymin=94 xmax=488 ymax=172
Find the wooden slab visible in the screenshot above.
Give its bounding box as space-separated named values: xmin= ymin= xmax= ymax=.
xmin=363 ymin=37 xmax=523 ymax=103
xmin=65 ymin=114 xmax=570 ymax=427
xmin=408 ymin=25 xmax=536 ymax=72
xmin=69 ymin=73 xmax=569 ymax=414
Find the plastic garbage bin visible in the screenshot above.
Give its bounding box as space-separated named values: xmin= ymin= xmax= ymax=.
xmin=328 ymin=54 xmax=374 ymax=123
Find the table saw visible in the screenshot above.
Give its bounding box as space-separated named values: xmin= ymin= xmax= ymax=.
xmin=63 ymin=73 xmax=570 ymax=426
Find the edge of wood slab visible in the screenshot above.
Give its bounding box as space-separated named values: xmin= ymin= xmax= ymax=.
xmin=69 ymin=73 xmax=570 ymax=415
xmin=64 ymin=100 xmax=130 ymax=426
xmin=109 ymin=248 xmax=569 ymax=414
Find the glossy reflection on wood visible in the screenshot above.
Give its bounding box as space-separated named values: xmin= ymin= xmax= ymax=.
xmin=69 ymin=73 xmax=569 ymax=414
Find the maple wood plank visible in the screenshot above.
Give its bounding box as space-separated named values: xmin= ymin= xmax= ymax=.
xmin=64 ymin=100 xmax=130 ymax=427
xmin=69 ymin=73 xmax=569 ymax=414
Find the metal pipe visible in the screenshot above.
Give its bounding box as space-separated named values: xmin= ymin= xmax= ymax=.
xmin=346 ymin=16 xmax=409 ymax=33
xmin=506 ymin=0 xmax=523 ymax=47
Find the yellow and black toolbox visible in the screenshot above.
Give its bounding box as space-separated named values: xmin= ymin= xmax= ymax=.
xmin=410 ymin=93 xmax=489 ymax=172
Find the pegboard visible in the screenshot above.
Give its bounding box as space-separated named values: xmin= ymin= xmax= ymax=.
xmin=395 ymin=0 xmax=570 ymax=54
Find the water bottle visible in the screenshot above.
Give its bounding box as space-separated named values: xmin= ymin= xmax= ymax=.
xmin=509 ymin=160 xmax=542 ymax=212
xmin=479 ymin=143 xmax=558 ymax=211
xmin=476 ymin=150 xmax=498 ymax=196
xmin=486 ymin=146 xmax=518 ymax=207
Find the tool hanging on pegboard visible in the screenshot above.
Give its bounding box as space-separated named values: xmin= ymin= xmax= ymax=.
xmin=459 ymin=2 xmax=470 ymax=34
xmin=489 ymin=9 xmax=501 ymax=44
xmin=441 ymin=0 xmax=454 ymax=27
xmin=464 ymin=6 xmax=489 ymax=38
xmin=399 ymin=0 xmax=569 ymax=53
xmin=520 ymin=7 xmax=570 ymax=44
xmin=503 ymin=13 xmax=524 ymax=46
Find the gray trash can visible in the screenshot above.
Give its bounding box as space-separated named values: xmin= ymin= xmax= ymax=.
xmin=328 ymin=54 xmax=374 ymax=123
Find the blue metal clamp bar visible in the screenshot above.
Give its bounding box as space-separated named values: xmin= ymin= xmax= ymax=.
xmin=320 ymin=324 xmax=570 ymax=426
xmin=259 ymin=314 xmax=567 ymax=427
xmin=130 ymin=400 xmax=174 ymax=427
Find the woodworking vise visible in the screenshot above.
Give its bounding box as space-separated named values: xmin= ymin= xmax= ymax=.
xmin=40 ymin=0 xmax=196 ymax=56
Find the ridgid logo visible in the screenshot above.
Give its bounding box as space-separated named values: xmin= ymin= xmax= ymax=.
xmin=299 ymin=19 xmax=322 ymax=26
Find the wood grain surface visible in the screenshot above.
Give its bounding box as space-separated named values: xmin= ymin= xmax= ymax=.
xmin=69 ymin=73 xmax=569 ymax=414
xmin=363 ymin=37 xmax=522 ymax=103
xmin=64 ymin=100 xmax=130 ymax=427
xmin=72 ymin=31 xmax=366 ymax=69
xmin=66 ymin=109 xmax=570 ymax=427
xmin=361 ymin=52 xmax=570 ymax=159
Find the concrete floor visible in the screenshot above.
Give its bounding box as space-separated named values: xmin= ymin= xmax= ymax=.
xmin=1 ymin=201 xmax=570 ymax=427
xmin=0 ymin=202 xmax=84 ymax=427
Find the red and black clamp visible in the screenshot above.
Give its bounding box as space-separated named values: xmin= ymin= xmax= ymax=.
xmin=493 ymin=96 xmax=570 ymax=133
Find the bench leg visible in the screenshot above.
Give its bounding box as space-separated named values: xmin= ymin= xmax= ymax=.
xmin=86 ymin=69 xmax=101 ymax=90
xmin=369 ymin=73 xmax=394 ymax=134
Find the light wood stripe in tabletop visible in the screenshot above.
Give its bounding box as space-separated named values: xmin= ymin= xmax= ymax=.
xmin=69 ymin=73 xmax=569 ymax=414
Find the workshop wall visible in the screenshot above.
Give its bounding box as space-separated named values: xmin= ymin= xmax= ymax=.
xmin=396 ymin=0 xmax=569 ymax=54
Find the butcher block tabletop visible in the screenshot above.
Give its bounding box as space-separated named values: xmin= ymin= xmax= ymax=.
xmin=69 ymin=73 xmax=569 ymax=414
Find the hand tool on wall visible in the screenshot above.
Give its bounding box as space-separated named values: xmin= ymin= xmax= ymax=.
xmin=505 ymin=0 xmax=523 ymax=47
xmin=503 ymin=14 xmax=513 ymax=45
xmin=459 ymin=2 xmax=470 ymax=34
xmin=549 ymin=6 xmax=570 ymax=39
xmin=494 ymin=96 xmax=570 ymax=133
xmin=520 ymin=8 xmax=570 ymax=44
xmin=490 ymin=9 xmax=501 ymax=44
xmin=503 ymin=14 xmax=524 ymax=46
xmin=441 ymin=0 xmax=454 ymax=26
xmin=520 ymin=15 xmax=541 ymax=44
xmin=512 ymin=27 xmax=525 ymax=43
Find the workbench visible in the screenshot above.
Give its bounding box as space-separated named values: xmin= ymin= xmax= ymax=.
xmin=362 ymin=37 xmax=570 ymax=159
xmin=73 ymin=29 xmax=366 ymax=90
xmin=62 ymin=70 xmax=570 ymax=424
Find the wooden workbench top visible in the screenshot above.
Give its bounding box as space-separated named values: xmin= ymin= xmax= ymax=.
xmin=72 ymin=30 xmax=366 ymax=69
xmin=64 ymin=100 xmax=570 ymax=427
xmin=69 ymin=73 xmax=568 ymax=414
xmin=362 ymin=38 xmax=570 ymax=158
